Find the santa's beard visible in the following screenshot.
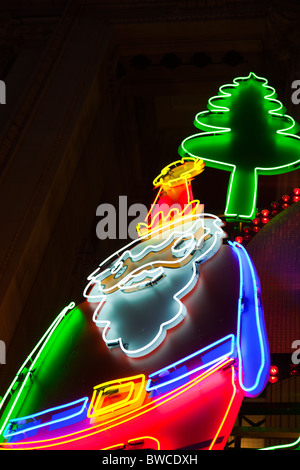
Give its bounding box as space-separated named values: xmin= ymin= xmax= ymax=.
xmin=93 ymin=262 xmax=198 ymax=358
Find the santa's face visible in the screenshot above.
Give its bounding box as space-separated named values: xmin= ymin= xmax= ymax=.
xmin=84 ymin=214 xmax=225 ymax=358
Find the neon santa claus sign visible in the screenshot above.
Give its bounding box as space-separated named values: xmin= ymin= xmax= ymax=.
xmin=0 ymin=74 xmax=278 ymax=451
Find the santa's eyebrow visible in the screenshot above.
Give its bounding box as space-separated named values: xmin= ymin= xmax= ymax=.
xmin=102 ymin=221 xmax=205 ymax=280
xmin=204 ymin=233 xmax=212 ymax=241
xmin=119 ymin=267 xmax=165 ymax=292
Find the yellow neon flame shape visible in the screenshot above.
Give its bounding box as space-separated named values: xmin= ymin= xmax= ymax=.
xmin=137 ymin=176 xmax=203 ymax=237
xmin=87 ymin=374 xmax=146 ymax=419
xmin=153 ymin=156 xmax=205 ymax=189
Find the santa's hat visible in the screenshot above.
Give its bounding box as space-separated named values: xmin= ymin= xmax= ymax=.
xmin=137 ymin=156 xmax=205 ymax=237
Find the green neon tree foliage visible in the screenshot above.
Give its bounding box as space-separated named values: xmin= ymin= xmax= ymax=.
xmin=179 ymin=72 xmax=300 ymax=220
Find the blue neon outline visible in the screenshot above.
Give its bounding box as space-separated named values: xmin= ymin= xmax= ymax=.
xmin=3 ymin=397 xmax=88 ymax=439
xmin=146 ymin=242 xmax=269 ymax=397
xmin=229 ymin=241 xmax=270 ymax=395
xmin=146 ymin=334 xmax=235 ymax=392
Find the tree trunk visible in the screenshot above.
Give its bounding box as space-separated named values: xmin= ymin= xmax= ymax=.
xmin=225 ymin=167 xmax=257 ymax=219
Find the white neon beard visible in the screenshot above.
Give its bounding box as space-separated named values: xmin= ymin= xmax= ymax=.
xmin=85 ymin=214 xmax=225 ymax=358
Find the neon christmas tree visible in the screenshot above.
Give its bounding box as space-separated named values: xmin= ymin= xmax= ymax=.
xmin=179 ymin=72 xmax=300 ymax=220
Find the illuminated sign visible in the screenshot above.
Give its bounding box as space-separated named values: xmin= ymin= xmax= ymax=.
xmin=179 ymin=72 xmax=300 ymax=220
xmin=0 ymin=189 xmax=270 ymax=449
xmin=0 ymin=83 xmax=278 ymax=450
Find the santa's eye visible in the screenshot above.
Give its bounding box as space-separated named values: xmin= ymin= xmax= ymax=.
xmin=111 ymin=261 xmax=128 ymax=279
xmin=172 ymin=235 xmax=196 ymax=258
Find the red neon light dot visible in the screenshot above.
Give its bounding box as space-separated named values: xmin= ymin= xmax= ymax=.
xmin=261 ymin=217 xmax=269 ymax=224
xmin=271 ymin=210 xmax=278 ymax=216
xmin=270 ymin=365 xmax=278 ymax=375
xmin=261 ymin=209 xmax=269 ymax=217
xmin=282 ymin=203 xmax=289 ymax=210
xmin=252 ymin=218 xmax=260 ymax=225
xmin=293 ymin=188 xmax=300 ymax=196
xmin=252 ymin=226 xmax=260 ymax=233
xmin=293 ymin=195 xmax=300 ymax=203
xmin=244 ymin=235 xmax=251 ymax=241
xmin=235 ymin=236 xmax=243 ymax=244
xmin=271 ymin=201 xmax=279 ymax=208
xmin=282 ymin=194 xmax=290 ymax=202
xmin=243 ymin=226 xmax=251 ymax=234
xmin=269 ymin=376 xmax=278 ymax=384
xmin=289 ymin=364 xmax=298 ymax=376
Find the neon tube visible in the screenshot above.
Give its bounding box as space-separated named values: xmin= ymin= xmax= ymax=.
xmin=146 ymin=334 xmax=235 ymax=393
xmin=152 ymin=156 xmax=205 ymax=189
xmin=0 ymin=302 xmax=75 ymax=438
xmin=260 ymin=435 xmax=300 ymax=451
xmin=229 ymin=241 xmax=269 ymax=395
xmin=87 ymin=374 xmax=146 ymax=419
xmin=3 ymin=397 xmax=88 ymax=439
xmin=208 ymin=365 xmax=237 ymax=450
